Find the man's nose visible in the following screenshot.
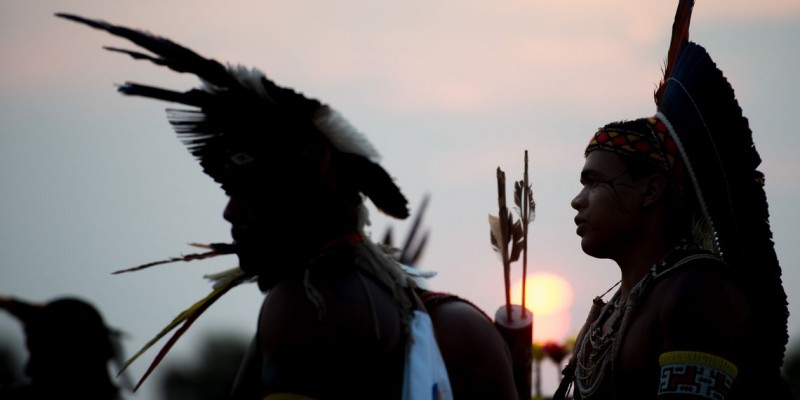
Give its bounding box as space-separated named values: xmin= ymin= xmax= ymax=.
xmin=570 ymin=188 xmax=586 ymax=210
xmin=223 ymin=197 xmax=238 ymax=223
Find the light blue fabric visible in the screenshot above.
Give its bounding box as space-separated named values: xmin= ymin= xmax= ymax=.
xmin=401 ymin=310 xmax=453 ymax=400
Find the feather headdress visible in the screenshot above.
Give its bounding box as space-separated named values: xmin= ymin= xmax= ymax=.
xmin=654 ymin=0 xmax=788 ymax=383
xmin=55 ymin=13 xmax=409 ymax=219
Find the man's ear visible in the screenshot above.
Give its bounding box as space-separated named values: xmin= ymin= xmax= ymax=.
xmin=642 ymin=173 xmax=668 ymax=209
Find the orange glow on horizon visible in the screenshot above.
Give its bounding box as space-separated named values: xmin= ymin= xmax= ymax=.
xmin=510 ymin=271 xmax=574 ymax=343
xmin=510 ymin=271 xmax=574 ymax=316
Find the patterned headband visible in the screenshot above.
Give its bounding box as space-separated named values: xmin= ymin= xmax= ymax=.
xmin=585 ymin=116 xmax=685 ymax=183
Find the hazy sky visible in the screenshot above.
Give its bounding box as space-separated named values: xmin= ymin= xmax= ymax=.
xmin=2 ymin=1 xmax=799 ymax=397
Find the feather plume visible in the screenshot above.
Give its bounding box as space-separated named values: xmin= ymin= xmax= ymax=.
xmin=488 ymin=214 xmax=505 ymax=255
xmin=654 ymin=0 xmax=694 ymax=105
xmin=490 ymin=168 xmax=514 ymax=321
xmin=55 ymin=13 xmax=234 ymax=86
xmin=56 ymin=12 xmax=409 ymax=219
xmin=112 ymin=243 xmax=235 ymax=274
xmin=339 ymin=152 xmax=409 ymax=219
xmin=380 ymin=195 xmax=434 ymax=281
xmin=513 ymin=151 xmax=535 ymax=315
xmin=397 ymin=194 xmax=430 ymax=265
xmin=491 ymin=152 xmax=534 ymax=321
xmin=313 ymin=106 xmax=381 ymax=162
xmin=513 ymin=181 xmax=536 ymax=225
xmin=119 ymin=270 xmax=248 ymax=391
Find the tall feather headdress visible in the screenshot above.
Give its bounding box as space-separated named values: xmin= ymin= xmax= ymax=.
xmin=653 ymin=0 xmax=789 ymax=383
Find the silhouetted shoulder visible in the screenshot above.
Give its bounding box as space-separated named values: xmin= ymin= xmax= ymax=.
xmin=655 ymin=259 xmax=749 ymax=360
xmin=255 ymin=268 xmax=406 ymax=399
xmin=426 ymin=297 xmax=519 ymax=400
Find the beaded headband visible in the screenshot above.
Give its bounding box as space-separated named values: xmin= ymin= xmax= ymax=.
xmin=585 ymin=116 xmax=685 ymax=185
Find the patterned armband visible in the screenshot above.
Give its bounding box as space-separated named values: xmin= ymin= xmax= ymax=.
xmin=658 ymin=351 xmax=738 ymax=399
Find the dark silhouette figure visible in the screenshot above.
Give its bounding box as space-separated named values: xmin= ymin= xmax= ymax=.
xmin=56 ymin=12 xmax=517 ymax=400
xmin=557 ymin=1 xmax=791 ymax=398
xmin=0 ymin=296 xmax=127 ymax=400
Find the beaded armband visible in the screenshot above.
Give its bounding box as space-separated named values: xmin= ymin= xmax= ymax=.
xmin=658 ymin=351 xmax=738 ymax=399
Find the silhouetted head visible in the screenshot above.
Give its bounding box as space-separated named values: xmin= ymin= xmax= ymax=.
xmin=0 ymin=297 xmax=117 ymax=388
xmin=26 ymin=298 xmax=115 ymax=382
xmin=578 ymin=117 xmax=700 ymax=249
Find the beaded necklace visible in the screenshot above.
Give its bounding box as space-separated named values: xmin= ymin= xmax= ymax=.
xmin=574 ymin=282 xmax=623 ymax=397
xmin=571 ymin=244 xmax=712 ymax=399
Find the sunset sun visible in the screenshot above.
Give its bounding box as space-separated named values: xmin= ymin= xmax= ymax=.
xmin=510 ymin=271 xmax=574 ymax=343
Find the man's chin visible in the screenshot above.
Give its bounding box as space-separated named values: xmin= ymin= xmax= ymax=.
xmin=236 ymin=251 xmax=260 ymax=276
xmin=580 ymin=239 xmax=612 ymax=260
xmin=236 ymin=250 xmax=297 ymax=291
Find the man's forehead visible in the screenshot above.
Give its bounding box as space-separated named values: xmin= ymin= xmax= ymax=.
xmin=582 ymin=151 xmax=626 ymax=174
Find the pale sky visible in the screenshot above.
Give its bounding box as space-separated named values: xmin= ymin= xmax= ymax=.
xmin=2 ymin=1 xmax=799 ymax=398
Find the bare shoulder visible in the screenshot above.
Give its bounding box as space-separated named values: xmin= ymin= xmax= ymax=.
xmin=654 ymin=260 xmax=750 ymax=357
xmin=254 ymin=270 xmax=406 ymax=398
xmin=426 ymin=300 xmax=502 ymax=356
xmin=259 ymin=270 xmax=404 ymax=343
xmin=426 ymin=298 xmax=519 ymax=400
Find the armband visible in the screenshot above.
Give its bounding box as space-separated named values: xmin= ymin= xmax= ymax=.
xmin=658 ymin=351 xmax=737 ymax=399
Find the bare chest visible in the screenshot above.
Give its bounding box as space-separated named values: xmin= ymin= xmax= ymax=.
xmin=615 ymin=302 xmax=663 ymax=397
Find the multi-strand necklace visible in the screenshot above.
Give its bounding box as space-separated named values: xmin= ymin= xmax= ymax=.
xmin=574 ymin=281 xmax=624 ymax=398
xmin=565 ymin=243 xmax=708 ymax=400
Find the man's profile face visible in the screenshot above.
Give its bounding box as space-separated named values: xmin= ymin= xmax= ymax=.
xmin=223 ymin=191 xmax=274 ymax=276
xmin=221 ymin=167 xmax=354 ymax=277
xmin=570 ymin=150 xmax=647 ymax=259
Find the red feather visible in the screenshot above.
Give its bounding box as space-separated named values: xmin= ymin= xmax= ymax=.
xmin=655 ymin=0 xmax=694 ymax=105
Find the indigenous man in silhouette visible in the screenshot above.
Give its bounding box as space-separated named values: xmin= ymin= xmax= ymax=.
xmin=57 ymin=13 xmax=517 ymax=400
xmin=556 ymin=1 xmax=792 ymax=399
